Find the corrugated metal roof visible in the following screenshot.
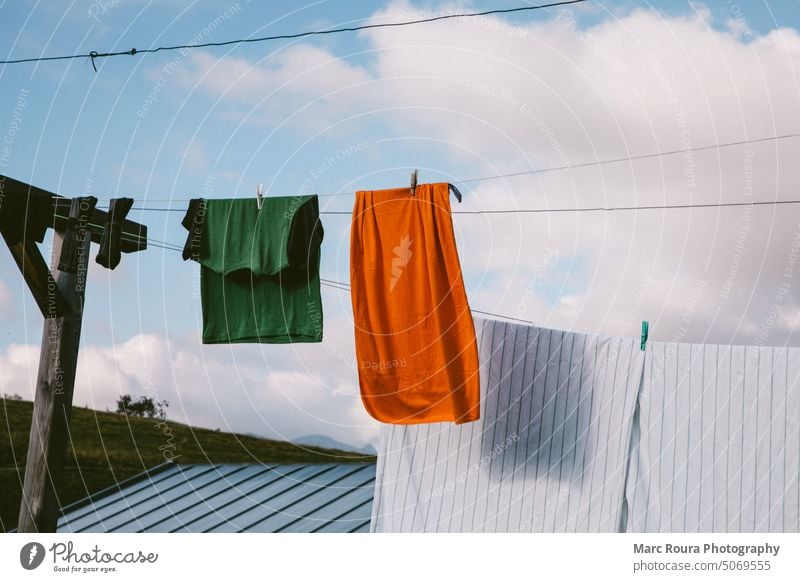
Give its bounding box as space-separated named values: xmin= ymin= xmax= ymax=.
xmin=57 ymin=462 xmax=376 ymax=533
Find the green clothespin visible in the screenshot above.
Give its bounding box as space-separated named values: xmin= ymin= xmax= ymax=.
xmin=640 ymin=321 xmax=649 ymax=351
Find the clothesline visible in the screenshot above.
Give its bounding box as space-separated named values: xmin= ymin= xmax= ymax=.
xmin=84 ymin=130 xmax=800 ymax=207
xmin=323 ymin=199 xmax=800 ymax=214
xmin=81 ymin=189 xmax=800 ymax=253
xmin=101 ymin=199 xmax=800 ymax=215
xmin=91 ymin=194 xmax=800 ymax=253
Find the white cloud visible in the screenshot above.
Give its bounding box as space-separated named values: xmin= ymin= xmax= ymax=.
xmin=169 ymin=44 xmax=373 ymax=131
xmin=0 ymin=306 xmax=379 ymax=450
xmin=0 ymin=344 xmax=38 ymax=399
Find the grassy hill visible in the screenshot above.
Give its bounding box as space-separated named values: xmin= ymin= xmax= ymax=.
xmin=0 ymin=398 xmax=374 ymax=532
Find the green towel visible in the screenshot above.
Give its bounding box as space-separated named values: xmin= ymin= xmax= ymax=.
xmin=191 ymin=196 xmax=323 ymax=344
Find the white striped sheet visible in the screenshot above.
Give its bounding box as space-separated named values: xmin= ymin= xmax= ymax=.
xmin=625 ymin=343 xmax=800 ymax=533
xmin=371 ymin=318 xmax=644 ymax=533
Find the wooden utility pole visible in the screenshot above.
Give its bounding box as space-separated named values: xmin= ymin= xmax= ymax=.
xmin=0 ymin=175 xmax=147 ymax=533
xmin=17 ymin=197 xmax=94 ymax=532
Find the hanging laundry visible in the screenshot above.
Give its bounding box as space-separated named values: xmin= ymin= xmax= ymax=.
xmin=625 ymin=342 xmax=800 ymax=533
xmin=181 ymin=196 xmax=323 ymax=344
xmin=350 ymin=182 xmax=479 ymax=424
xmin=370 ymin=318 xmax=645 ymax=532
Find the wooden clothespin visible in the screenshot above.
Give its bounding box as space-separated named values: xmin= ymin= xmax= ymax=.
xmin=96 ymin=197 xmax=134 ymax=270
xmin=640 ymin=320 xmax=649 ymax=351
xmin=410 ymin=169 xmax=418 ymax=197
xmin=256 ymin=183 xmax=264 ymax=210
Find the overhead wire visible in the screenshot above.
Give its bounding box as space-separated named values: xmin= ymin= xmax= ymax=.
xmin=96 ymin=197 xmax=800 ymax=249
xmin=96 ymin=197 xmax=800 ymax=254
xmin=56 ymin=128 xmax=800 ymax=261
xmin=319 ymin=199 xmax=800 ymax=215
xmin=0 ymin=0 xmax=588 ymax=67
xmin=454 ymin=131 xmax=800 ymax=185
xmin=91 ymin=130 xmax=800 ymax=211
xmin=103 ymin=200 xmax=800 ymax=214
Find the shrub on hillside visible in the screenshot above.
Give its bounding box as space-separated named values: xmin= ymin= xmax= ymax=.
xmin=115 ymin=394 xmax=169 ymax=420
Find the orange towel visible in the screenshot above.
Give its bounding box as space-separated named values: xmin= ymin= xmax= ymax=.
xmin=350 ymin=182 xmax=480 ymax=424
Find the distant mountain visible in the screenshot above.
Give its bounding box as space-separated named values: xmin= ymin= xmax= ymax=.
xmin=294 ymin=434 xmax=377 ymax=456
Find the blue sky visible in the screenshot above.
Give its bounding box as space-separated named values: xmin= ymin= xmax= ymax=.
xmin=2 ymin=1 xmax=800 ymax=448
